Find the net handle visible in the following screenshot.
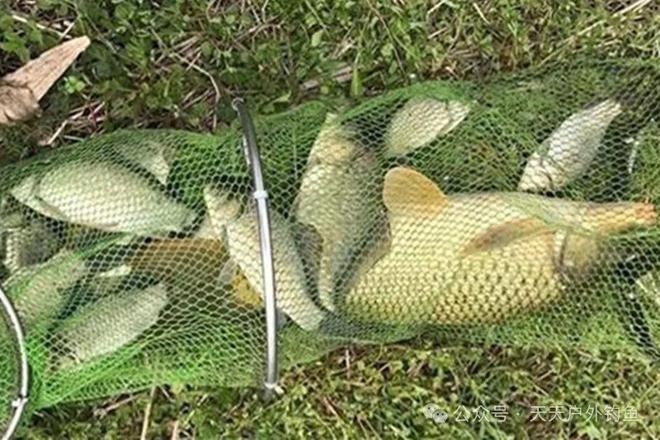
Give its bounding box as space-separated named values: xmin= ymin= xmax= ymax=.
xmin=232 ymin=97 xmax=279 ymax=398
xmin=0 ymin=286 xmax=29 ymax=440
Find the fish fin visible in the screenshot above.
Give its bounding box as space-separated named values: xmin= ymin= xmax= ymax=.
xmin=217 ymin=259 xmax=238 ymax=285
xmin=383 ymin=167 xmax=447 ymax=217
xmin=460 ymin=217 xmax=552 ymax=257
xmin=32 ymin=192 xmax=73 ymax=223
xmin=194 ymin=214 xmax=216 ymax=239
xmin=59 ymin=208 xmax=120 ymax=230
xmin=151 ymin=155 xmax=170 ymax=186
xmin=10 ymin=174 xmax=38 ymax=205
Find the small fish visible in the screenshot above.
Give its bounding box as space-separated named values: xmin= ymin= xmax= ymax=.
xmin=54 ymin=282 xmax=168 ymax=367
xmin=204 ymin=186 xmax=328 ymax=331
xmin=518 ymin=99 xmax=623 ymax=191
xmin=10 ymin=161 xmax=195 ymax=235
xmin=1 ymin=212 xmax=60 ymax=273
xmin=385 ymin=97 xmax=470 ymax=157
xmin=346 ymin=166 xmax=656 ymax=325
xmin=296 ymin=114 xmax=379 ymax=311
xmin=4 ymin=250 xmax=86 ymax=328
xmin=116 ymin=140 xmax=175 ymax=186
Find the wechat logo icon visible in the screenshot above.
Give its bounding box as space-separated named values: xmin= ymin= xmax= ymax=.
xmin=423 ymin=404 xmax=448 ymax=424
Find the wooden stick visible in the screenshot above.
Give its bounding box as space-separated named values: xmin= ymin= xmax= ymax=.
xmin=140 ymin=387 xmax=157 ymax=440
xmin=0 ymin=36 xmax=89 ymax=125
xmin=3 ymin=36 xmax=90 ymax=100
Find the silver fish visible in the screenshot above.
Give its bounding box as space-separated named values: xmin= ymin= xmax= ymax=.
xmin=385 ymin=97 xmax=470 ymax=157
xmin=4 ymin=250 xmax=86 ymax=328
xmin=346 ymin=167 xmax=656 ymax=325
xmin=518 ymin=99 xmax=622 ymax=191
xmin=54 ymin=282 xmax=168 ymax=366
xmin=204 ymin=186 xmax=327 ymax=331
xmin=296 ymin=114 xmax=379 ymax=311
xmin=10 ymin=161 xmax=195 ymax=235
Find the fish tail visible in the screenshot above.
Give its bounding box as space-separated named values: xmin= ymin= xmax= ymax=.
xmin=584 ymin=201 xmax=656 ymax=233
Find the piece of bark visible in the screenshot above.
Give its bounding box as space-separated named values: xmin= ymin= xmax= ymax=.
xmin=0 ymin=36 xmax=90 ymax=125
xmin=0 ymin=81 xmax=40 ymax=125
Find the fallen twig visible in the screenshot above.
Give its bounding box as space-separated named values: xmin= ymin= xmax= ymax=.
xmin=140 ymin=387 xmax=157 ymax=440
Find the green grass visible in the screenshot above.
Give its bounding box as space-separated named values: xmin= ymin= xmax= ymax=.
xmin=1 ymin=1 xmax=659 ymax=438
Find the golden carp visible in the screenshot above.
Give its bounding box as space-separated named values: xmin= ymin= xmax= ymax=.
xmin=346 ymin=166 xmax=656 ymax=325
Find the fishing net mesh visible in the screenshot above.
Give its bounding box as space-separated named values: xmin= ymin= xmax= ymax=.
xmin=0 ymin=59 xmax=659 ymax=428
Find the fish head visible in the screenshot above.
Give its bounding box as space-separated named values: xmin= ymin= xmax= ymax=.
xmin=0 ymin=212 xmax=26 ymax=230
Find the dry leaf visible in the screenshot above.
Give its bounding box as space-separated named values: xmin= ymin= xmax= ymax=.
xmin=0 ymin=36 xmax=90 ymax=125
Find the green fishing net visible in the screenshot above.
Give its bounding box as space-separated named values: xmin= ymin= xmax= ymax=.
xmin=0 ymin=58 xmax=659 ymax=432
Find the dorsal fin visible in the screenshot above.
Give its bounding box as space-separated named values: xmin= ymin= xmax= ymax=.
xmin=383 ymin=167 xmax=447 ymax=217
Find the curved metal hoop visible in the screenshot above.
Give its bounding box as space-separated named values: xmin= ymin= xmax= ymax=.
xmin=0 ymin=286 xmax=29 ymax=440
xmin=232 ymin=97 xmax=279 ymax=398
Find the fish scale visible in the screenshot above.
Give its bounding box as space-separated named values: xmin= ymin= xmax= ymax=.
xmin=348 ymin=235 xmax=561 ymax=324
